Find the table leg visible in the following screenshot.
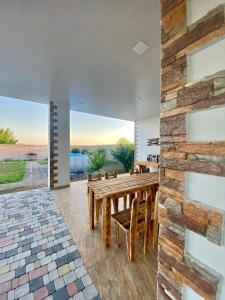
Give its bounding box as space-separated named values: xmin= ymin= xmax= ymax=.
xmin=144 ymin=188 xmax=152 ymax=254
xmin=151 ymin=184 xmax=159 ymax=247
xmin=129 ymin=193 xmax=135 ymax=208
xmin=89 ymin=189 xmax=95 ymax=230
xmin=112 ymin=197 xmax=118 ymax=213
xmin=123 ymin=195 xmax=127 ymax=210
xmin=103 ymin=196 xmax=111 ymax=248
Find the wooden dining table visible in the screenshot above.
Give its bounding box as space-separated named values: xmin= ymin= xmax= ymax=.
xmin=87 ymin=172 xmax=159 ymax=248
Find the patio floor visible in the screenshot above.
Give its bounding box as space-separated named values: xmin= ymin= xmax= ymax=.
xmin=53 ymin=180 xmax=157 ymax=300
xmin=0 ymin=188 xmax=101 ymax=300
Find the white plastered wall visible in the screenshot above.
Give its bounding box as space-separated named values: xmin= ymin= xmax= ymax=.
xmin=184 ymin=1 xmax=225 ymax=299
xmin=135 ymin=116 xmax=160 ymax=169
xmin=187 ymin=0 xmax=225 ymax=25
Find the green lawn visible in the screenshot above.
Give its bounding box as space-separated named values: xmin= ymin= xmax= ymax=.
xmin=0 ymin=160 xmax=26 ymax=184
xmin=102 ymin=160 xmax=125 ymax=174
xmin=38 ymin=159 xmax=48 ymax=165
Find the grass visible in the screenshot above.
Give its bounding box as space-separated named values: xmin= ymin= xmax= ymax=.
xmin=38 ymin=159 xmax=48 ymax=165
xmin=0 ymin=160 xmax=26 ymax=184
xmin=102 ymin=160 xmax=125 ymax=174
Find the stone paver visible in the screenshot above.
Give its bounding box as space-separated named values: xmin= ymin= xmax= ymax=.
xmin=0 ymin=188 xmax=101 ymax=299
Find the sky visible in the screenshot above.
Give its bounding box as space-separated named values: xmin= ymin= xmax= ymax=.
xmin=0 ymin=96 xmax=134 ymax=145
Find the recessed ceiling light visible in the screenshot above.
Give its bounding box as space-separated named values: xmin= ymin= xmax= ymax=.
xmin=132 ymin=41 xmax=149 ymax=55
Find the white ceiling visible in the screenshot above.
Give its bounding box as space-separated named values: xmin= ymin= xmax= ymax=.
xmin=0 ymin=0 xmax=160 ymax=121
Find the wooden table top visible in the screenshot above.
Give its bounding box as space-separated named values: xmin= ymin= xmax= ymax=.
xmin=87 ymin=172 xmax=159 ymax=200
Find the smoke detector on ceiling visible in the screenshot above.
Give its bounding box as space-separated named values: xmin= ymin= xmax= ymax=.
xmin=132 ymin=41 xmax=149 ymax=55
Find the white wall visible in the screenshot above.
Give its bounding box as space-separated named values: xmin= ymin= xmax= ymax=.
xmin=187 ymin=106 xmax=225 ymax=142
xmin=188 ymin=37 xmax=225 ymax=83
xmin=185 ymin=172 xmax=225 ymax=300
xmin=135 ymin=116 xmax=160 ymax=168
xmin=184 ymin=1 xmax=225 ymax=299
xmin=187 ymin=0 xmax=225 ymax=25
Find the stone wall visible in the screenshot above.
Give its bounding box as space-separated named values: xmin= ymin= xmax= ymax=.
xmin=158 ymin=1 xmax=225 ymax=299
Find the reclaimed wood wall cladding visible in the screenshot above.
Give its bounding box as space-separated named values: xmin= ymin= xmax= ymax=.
xmin=159 ymin=1 xmax=225 ymax=299
xmin=49 ymin=102 xmax=58 ymax=188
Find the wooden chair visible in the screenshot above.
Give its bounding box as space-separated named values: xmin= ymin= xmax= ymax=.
xmin=152 ymin=191 xmax=159 ymax=247
xmin=129 ymin=168 xmax=140 ymax=207
xmin=138 ymin=163 xmax=151 ymax=174
xmin=105 ymin=172 xmax=118 ymax=213
xmin=87 ymin=174 xmax=102 ymax=224
xmin=87 ymin=173 xmax=102 ymax=192
xmin=111 ymin=191 xmax=154 ymax=261
xmin=130 ymin=167 xmax=150 ymax=202
xmin=129 ymin=168 xmax=140 ymax=175
xmin=141 ymin=167 xmax=150 ymax=173
xmin=105 ymin=172 xmax=128 ymax=212
xmin=105 ymin=171 xmax=117 ymax=179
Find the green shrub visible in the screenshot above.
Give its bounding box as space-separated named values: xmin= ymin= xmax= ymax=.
xmin=111 ymin=138 xmax=134 ymax=172
xmin=87 ymin=147 xmax=107 ymax=172
xmin=81 ymin=148 xmax=88 ymax=154
xmin=38 ymin=159 xmax=48 ymax=165
xmin=71 ymin=147 xmax=80 ymax=154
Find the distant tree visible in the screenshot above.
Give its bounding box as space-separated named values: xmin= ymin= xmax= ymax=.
xmin=71 ymin=147 xmax=80 ymax=153
xmin=117 ymin=137 xmax=130 ymax=145
xmin=111 ymin=138 xmax=134 ymax=172
xmin=87 ymin=147 xmax=107 ymax=172
xmin=0 ymin=128 xmax=18 ymax=144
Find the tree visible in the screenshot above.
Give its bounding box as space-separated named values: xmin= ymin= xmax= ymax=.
xmin=117 ymin=137 xmax=130 ymax=145
xmin=0 ymin=128 xmax=18 ymax=144
xmin=111 ymin=138 xmax=134 ymax=172
xmin=71 ymin=147 xmax=80 ymax=154
xmin=87 ymin=147 xmax=107 ymax=172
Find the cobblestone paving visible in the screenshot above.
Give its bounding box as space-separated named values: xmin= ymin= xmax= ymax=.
xmin=0 ymin=188 xmax=101 ymax=300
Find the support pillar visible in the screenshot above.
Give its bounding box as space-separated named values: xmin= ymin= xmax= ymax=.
xmin=48 ymin=101 xmax=70 ymax=189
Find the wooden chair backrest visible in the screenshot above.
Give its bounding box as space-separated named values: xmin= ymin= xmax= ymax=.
xmin=139 ymin=165 xmax=147 ymax=173
xmin=129 ymin=168 xmax=140 ymax=175
xmin=87 ymin=174 xmax=102 ymax=182
xmin=141 ymin=167 xmax=150 ymax=173
xmin=130 ymin=193 xmax=152 ymax=232
xmin=105 ymin=171 xmax=117 ymax=179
